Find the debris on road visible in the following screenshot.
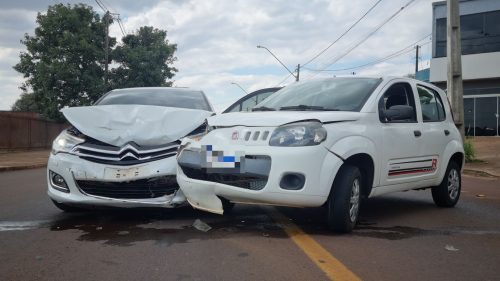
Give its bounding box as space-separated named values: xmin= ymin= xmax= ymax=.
xmin=445 ymin=245 xmax=459 ymax=251
xmin=476 ymin=194 xmax=486 ymax=198
xmin=193 ymin=219 xmax=212 ymax=232
xmin=96 ymin=226 xmax=103 ymax=230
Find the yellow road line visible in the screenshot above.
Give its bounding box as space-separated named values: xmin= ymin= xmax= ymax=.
xmin=268 ymin=208 xmax=361 ymax=281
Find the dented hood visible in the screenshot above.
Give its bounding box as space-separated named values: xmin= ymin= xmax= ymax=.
xmin=208 ymin=111 xmax=362 ymax=127
xmin=62 ymin=105 xmax=212 ymax=147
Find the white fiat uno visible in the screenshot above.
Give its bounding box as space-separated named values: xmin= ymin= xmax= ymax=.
xmin=176 ymin=77 xmax=464 ymax=233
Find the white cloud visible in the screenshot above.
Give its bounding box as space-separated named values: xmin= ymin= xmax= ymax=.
xmin=0 ymin=0 xmax=435 ymax=110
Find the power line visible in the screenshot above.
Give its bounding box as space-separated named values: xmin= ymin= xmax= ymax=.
xmin=274 ymin=73 xmax=294 ymax=87
xmin=301 ymin=0 xmax=383 ymax=67
xmin=94 ymin=0 xmax=107 ymax=13
xmin=302 ymin=34 xmax=430 ymax=73
xmin=304 ymin=0 xmax=419 ymax=80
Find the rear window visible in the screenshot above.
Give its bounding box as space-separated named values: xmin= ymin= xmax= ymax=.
xmin=96 ymin=88 xmax=212 ymax=111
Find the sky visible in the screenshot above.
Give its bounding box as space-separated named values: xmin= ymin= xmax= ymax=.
xmin=0 ymin=0 xmax=435 ymax=112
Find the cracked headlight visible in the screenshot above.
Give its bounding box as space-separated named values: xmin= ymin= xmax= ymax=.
xmin=52 ymin=130 xmax=85 ymax=154
xmin=185 ymin=120 xmax=211 ymax=141
xmin=269 ymin=121 xmax=327 ymax=147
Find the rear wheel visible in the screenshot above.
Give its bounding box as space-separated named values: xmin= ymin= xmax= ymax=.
xmin=326 ymin=165 xmax=362 ymax=233
xmin=432 ymin=161 xmax=461 ymax=207
xmin=51 ymin=200 xmax=82 ymax=212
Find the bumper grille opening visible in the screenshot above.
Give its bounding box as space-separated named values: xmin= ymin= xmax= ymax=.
xmin=73 ymin=141 xmax=180 ymax=166
xmin=180 ymin=166 xmax=267 ymax=190
xmin=76 ymin=176 xmax=178 ymax=199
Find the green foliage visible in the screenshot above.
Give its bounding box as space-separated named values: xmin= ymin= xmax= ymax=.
xmin=13 ymin=5 xmax=178 ymax=120
xmin=13 ymin=3 xmax=115 ymax=121
xmin=11 ymin=93 xmax=39 ymax=112
xmin=464 ymin=140 xmax=475 ymax=162
xmin=111 ymin=26 xmax=177 ymax=88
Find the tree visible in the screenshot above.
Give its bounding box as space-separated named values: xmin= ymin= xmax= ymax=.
xmin=111 ymin=26 xmax=177 ymax=88
xmin=13 ymin=4 xmax=115 ymax=121
xmin=11 ymin=93 xmax=39 ymax=112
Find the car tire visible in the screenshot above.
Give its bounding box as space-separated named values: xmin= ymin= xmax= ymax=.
xmin=221 ymin=197 xmax=235 ymax=214
xmin=51 ymin=200 xmax=82 ymax=212
xmin=326 ymin=165 xmax=362 ymax=233
xmin=432 ymin=161 xmax=461 ymax=207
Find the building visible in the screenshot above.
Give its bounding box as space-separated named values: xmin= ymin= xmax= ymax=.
xmin=430 ymin=0 xmax=500 ymax=136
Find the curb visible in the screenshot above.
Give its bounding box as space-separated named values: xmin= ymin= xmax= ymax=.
xmin=463 ymin=168 xmax=499 ymax=179
xmin=0 ymin=163 xmax=47 ymax=172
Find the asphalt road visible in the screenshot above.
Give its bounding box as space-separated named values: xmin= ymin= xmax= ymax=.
xmin=0 ymin=168 xmax=499 ymax=281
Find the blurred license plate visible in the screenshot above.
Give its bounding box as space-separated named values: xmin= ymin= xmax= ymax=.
xmin=104 ymin=166 xmax=143 ymax=180
xmin=201 ymin=145 xmax=244 ymax=169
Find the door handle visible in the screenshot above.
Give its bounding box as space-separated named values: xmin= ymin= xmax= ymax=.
xmin=444 ymin=130 xmax=450 ymax=136
xmin=414 ymin=130 xmax=422 ymax=137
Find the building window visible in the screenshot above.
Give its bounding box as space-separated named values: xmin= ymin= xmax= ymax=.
xmin=434 ymin=10 xmax=500 ymax=58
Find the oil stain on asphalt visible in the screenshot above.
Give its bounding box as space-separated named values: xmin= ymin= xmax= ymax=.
xmin=48 ymin=207 xmax=286 ymax=247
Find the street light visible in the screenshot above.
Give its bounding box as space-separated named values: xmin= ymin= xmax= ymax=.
xmin=231 ymin=82 xmax=248 ymax=94
xmin=257 ymin=45 xmax=299 ymax=81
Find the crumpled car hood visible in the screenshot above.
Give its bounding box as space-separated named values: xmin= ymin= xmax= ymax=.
xmin=62 ymin=105 xmax=213 ymax=147
xmin=208 ymin=111 xmax=361 ymax=127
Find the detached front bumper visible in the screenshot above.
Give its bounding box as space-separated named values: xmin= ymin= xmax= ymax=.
xmin=176 ymin=140 xmax=343 ymax=214
xmin=47 ymin=152 xmax=186 ymax=208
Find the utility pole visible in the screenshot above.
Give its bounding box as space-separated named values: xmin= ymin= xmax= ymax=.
xmin=104 ymin=11 xmax=110 ymax=88
xmin=447 ymin=0 xmax=465 ymax=140
xmin=296 ymin=64 xmax=300 ymax=82
xmin=415 ymin=45 xmax=420 ymax=75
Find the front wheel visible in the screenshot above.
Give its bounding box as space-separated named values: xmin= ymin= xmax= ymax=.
xmin=326 ymin=165 xmax=362 ymax=233
xmin=432 ymin=161 xmax=461 ymax=207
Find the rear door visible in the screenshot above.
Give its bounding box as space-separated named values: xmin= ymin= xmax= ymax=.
xmin=415 ymin=84 xmax=450 ymax=181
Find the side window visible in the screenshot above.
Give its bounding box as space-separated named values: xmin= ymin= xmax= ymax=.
xmin=239 ymin=96 xmax=258 ymax=112
xmin=417 ymin=85 xmax=446 ymax=122
xmin=255 ymin=91 xmax=273 ymax=104
xmin=378 ymin=82 xmax=417 ymax=123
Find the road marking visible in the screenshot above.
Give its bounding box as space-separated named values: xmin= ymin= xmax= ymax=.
xmin=0 ymin=221 xmax=48 ymax=231
xmin=268 ymin=208 xmax=361 ymax=281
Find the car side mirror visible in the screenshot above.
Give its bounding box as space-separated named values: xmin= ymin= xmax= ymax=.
xmin=383 ymin=105 xmax=414 ymax=121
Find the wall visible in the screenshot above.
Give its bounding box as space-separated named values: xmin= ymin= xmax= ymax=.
xmin=0 ymin=112 xmax=67 ymax=150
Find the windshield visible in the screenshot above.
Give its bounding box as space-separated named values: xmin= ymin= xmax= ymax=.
xmin=255 ymin=78 xmax=381 ymax=112
xmin=96 ymin=88 xmax=212 ymax=111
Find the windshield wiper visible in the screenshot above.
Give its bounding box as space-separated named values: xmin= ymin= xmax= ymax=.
xmin=279 ymin=105 xmax=340 ymax=111
xmin=252 ymin=106 xmax=276 ymax=111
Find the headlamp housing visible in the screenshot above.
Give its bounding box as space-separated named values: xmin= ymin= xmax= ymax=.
xmin=269 ymin=121 xmax=327 ymax=147
xmin=52 ymin=130 xmax=85 ymax=154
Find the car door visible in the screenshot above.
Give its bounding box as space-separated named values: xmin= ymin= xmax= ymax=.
xmin=415 ymin=83 xmax=450 ymax=181
xmin=378 ymin=80 xmax=428 ymax=187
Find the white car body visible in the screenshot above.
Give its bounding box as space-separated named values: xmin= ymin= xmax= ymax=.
xmin=47 ymin=88 xmax=213 ymax=209
xmin=176 ymin=77 xmax=464 ymax=218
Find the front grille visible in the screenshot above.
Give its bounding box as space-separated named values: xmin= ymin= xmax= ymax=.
xmin=243 ymin=130 xmax=270 ymax=141
xmin=76 ymin=176 xmax=178 ymax=199
xmin=180 ymin=166 xmax=267 ymax=190
xmin=72 ymin=141 xmax=180 ymax=165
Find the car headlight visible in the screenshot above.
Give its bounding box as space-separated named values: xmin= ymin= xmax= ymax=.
xmin=52 ymin=130 xmax=85 ymax=154
xmin=185 ymin=120 xmax=212 ymax=141
xmin=269 ymin=121 xmax=327 ymax=147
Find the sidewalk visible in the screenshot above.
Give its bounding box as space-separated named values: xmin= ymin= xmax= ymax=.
xmin=0 ymin=149 xmax=50 ymax=171
xmin=464 ymin=137 xmax=500 ymax=178
xmin=0 ymin=138 xmax=499 ymax=178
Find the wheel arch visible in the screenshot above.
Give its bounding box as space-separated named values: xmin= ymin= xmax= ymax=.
xmin=327 ymin=135 xmax=379 ymax=192
xmin=342 ymin=153 xmax=375 ymax=199
xmin=438 ymin=140 xmax=465 ymax=183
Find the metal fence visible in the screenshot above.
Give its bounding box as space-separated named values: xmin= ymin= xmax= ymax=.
xmin=0 ymin=112 xmax=67 ymax=150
